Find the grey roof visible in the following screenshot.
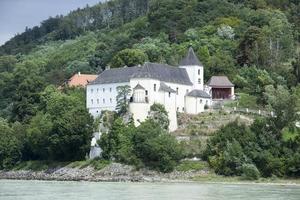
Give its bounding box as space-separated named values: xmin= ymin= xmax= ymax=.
xmin=159 ymin=82 xmax=176 ymax=93
xmin=186 ymin=90 xmax=211 ymax=98
xmin=207 ymin=76 xmax=234 ymax=88
xmin=133 ymin=83 xmax=145 ymax=90
xmin=179 ymin=47 xmax=203 ymax=66
xmin=90 ymin=62 xmax=192 ymax=85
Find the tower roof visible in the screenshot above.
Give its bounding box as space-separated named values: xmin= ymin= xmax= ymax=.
xmin=179 ymin=47 xmax=203 ymax=66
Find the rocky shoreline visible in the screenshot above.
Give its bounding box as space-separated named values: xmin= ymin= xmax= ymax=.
xmin=0 ymin=163 xmax=209 ymax=182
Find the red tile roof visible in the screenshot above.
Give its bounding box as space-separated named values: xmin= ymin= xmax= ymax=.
xmin=66 ymin=72 xmax=97 ymax=87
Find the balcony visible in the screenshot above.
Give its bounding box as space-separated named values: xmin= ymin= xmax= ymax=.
xmin=130 ymin=96 xmax=149 ymax=103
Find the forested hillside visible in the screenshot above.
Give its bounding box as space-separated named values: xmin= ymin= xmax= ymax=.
xmin=0 ymin=0 xmax=300 ymax=177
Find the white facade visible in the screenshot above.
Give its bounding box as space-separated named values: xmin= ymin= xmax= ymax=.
xmin=86 ymin=82 xmax=129 ymax=117
xmin=86 ymin=48 xmax=219 ymax=132
xmin=179 ymin=65 xmax=204 ymax=90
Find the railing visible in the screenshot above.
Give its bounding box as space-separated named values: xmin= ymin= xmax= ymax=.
xmin=218 ymin=106 xmax=274 ymax=117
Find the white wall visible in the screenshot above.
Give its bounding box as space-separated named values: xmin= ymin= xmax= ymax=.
xmin=185 ymin=96 xmax=211 ymax=114
xmin=86 ymin=82 xmax=129 ymax=118
xmin=129 ymin=102 xmax=150 ymax=127
xmin=166 ymin=82 xmax=192 ymax=113
xmin=129 ymin=78 xmax=178 ymax=131
xmin=179 ymin=65 xmax=204 ymax=90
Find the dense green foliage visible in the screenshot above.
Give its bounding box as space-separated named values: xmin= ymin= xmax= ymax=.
xmin=204 ymin=86 xmax=300 ymax=178
xmin=111 ymin=49 xmax=148 ymax=68
xmin=0 ymin=119 xmax=22 ymax=169
xmin=99 ymin=118 xmax=182 ymax=172
xmin=0 ymin=0 xmax=299 ymax=119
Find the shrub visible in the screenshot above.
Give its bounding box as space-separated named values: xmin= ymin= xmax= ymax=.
xmin=133 ymin=120 xmax=183 ymax=172
xmin=241 ymin=163 xmax=260 ymax=180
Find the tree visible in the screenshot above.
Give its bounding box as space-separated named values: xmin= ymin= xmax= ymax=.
xmin=0 ymin=55 xmax=17 ymax=73
xmin=149 ymin=103 xmax=169 ymax=130
xmin=111 ymin=49 xmax=148 ymax=68
xmin=116 ymin=85 xmax=131 ymax=115
xmin=133 ymin=119 xmax=182 ymax=172
xmin=264 ymin=85 xmax=296 ymax=130
xmin=0 ymin=118 xmax=21 ymax=169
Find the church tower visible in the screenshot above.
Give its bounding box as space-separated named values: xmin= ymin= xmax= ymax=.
xmin=179 ymin=47 xmax=204 ymax=90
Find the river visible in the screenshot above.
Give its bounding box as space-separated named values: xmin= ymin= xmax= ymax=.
xmin=0 ymin=180 xmax=300 ymax=200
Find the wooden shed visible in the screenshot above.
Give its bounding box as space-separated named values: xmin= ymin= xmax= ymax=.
xmin=207 ymin=76 xmax=234 ymax=100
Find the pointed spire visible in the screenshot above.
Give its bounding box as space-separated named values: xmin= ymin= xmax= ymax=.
xmin=179 ymin=47 xmax=203 ymax=66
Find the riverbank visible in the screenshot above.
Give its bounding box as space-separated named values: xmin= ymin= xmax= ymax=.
xmin=0 ymin=162 xmax=209 ymax=182
xmin=1 ymin=161 xmax=300 ymax=185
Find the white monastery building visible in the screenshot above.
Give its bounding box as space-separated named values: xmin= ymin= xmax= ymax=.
xmin=86 ymin=48 xmax=234 ymax=131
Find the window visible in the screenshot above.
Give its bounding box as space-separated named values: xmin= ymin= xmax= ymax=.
xmin=177 ymin=107 xmax=179 ymax=111
xmin=97 ymin=88 xmax=99 ymax=92
xmin=198 ymin=69 xmax=200 ymax=75
xmin=91 ymin=89 xmax=93 ymax=93
xmin=198 ymin=78 xmax=201 ymax=84
xmin=186 ymin=89 xmax=189 ymax=94
xmin=110 ymin=88 xmax=112 ymax=92
xmin=200 ymin=99 xmax=203 ymax=104
xmin=168 ymin=92 xmax=171 ymax=97
xmin=206 ymin=100 xmax=208 ymax=104
xmin=97 ymin=99 xmax=99 ymax=104
xmin=176 ymin=87 xmax=179 ymax=95
xmin=103 ymin=98 xmax=105 ymax=104
xmin=145 ymin=90 xmax=148 ymax=95
xmin=110 ymin=98 xmax=112 ymax=103
xmin=91 ymin=99 xmax=93 ymax=104
xmin=103 ymin=88 xmax=105 ymax=92
xmin=154 ymin=84 xmax=157 ymax=91
xmin=182 ymin=107 xmax=185 ymax=112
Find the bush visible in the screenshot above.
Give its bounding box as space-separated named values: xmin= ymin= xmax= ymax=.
xmin=241 ymin=163 xmax=260 ymax=180
xmin=133 ymin=120 xmax=183 ymax=172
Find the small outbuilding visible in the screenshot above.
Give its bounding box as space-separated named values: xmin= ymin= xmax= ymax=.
xmin=185 ymin=89 xmax=211 ymax=114
xmin=207 ymin=76 xmax=234 ymax=100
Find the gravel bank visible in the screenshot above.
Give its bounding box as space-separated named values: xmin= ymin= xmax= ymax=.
xmin=0 ymin=163 xmax=209 ymax=182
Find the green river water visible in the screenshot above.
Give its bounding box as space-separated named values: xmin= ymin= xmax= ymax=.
xmin=0 ymin=180 xmax=300 ymax=200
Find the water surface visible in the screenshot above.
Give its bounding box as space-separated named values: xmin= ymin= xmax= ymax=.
xmin=0 ymin=180 xmax=300 ymax=200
